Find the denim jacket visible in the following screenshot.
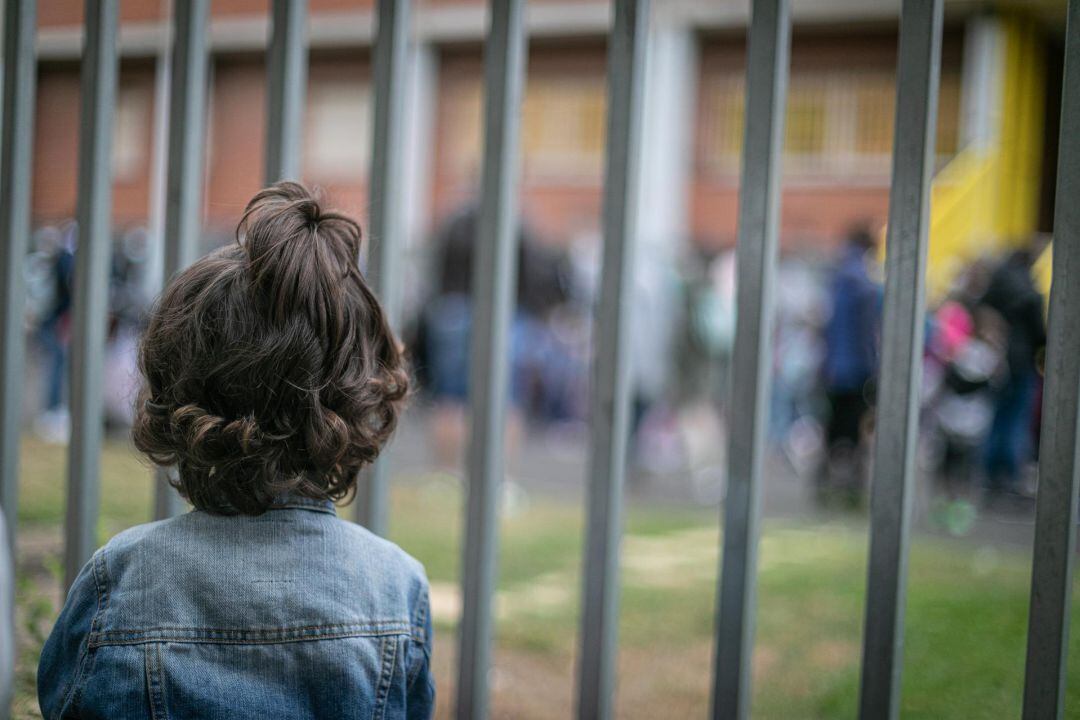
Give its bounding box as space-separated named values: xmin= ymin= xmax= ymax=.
xmin=38 ymin=498 xmax=434 ymax=719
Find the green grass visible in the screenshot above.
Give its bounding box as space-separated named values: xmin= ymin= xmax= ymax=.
xmin=13 ymin=436 xmax=1080 ymax=719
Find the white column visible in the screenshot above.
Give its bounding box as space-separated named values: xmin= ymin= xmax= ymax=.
xmin=636 ymin=18 xmax=696 ymax=249
xmin=399 ymin=40 xmax=439 ymax=320
xmin=959 ymin=14 xmax=1004 ymax=152
xmin=630 ymin=18 xmax=698 ymax=403
xmin=145 ymin=19 xmax=172 ymax=300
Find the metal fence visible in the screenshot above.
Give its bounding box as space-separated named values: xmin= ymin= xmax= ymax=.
xmin=0 ymin=0 xmax=1078 ymax=718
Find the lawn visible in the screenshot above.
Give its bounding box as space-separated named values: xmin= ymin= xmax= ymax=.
xmin=11 ymin=435 xmax=1080 ymax=719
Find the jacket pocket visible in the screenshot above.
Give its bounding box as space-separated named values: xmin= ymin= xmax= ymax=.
xmin=144 ymin=643 xmax=169 ymax=720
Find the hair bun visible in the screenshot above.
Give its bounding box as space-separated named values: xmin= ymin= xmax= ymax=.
xmin=237 ymin=182 xmax=363 ymax=329
xmin=295 ymin=197 xmax=321 ymax=225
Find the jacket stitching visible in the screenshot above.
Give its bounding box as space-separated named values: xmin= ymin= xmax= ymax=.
xmin=410 ymin=591 xmax=429 ymax=645
xmin=144 ymin=645 xmax=156 ymax=720
xmin=404 ymin=638 xmax=423 ymax=689
xmin=155 ymin=643 xmax=169 ymax=719
xmin=93 ymin=620 xmax=409 ymax=637
xmin=405 ymin=589 xmax=430 ymax=687
xmin=91 ymin=549 xmax=112 ymax=634
xmin=75 ymin=550 xmax=112 ymax=704
xmin=143 ymin=646 xmax=155 ymax=720
xmin=53 ymin=550 xmax=108 ymax=719
xmin=90 ymin=621 xmax=411 ymax=645
xmin=89 ymin=627 xmax=413 ymax=648
xmin=144 ymin=643 xmax=169 ymax=720
xmin=373 ymin=634 xmax=398 ymax=720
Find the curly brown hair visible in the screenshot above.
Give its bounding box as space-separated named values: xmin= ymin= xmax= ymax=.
xmin=133 ymin=182 xmax=408 ymax=515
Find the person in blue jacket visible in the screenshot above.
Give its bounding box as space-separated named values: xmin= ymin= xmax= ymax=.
xmin=819 ymin=225 xmax=882 ymax=504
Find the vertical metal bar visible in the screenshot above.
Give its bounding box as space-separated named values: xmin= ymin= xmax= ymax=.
xmin=264 ymin=0 xmax=308 ymax=184
xmin=147 ymin=1 xmax=174 ymax=520
xmin=0 ymin=511 xmax=12 ymax=713
xmin=576 ymin=1 xmax=650 ymax=718
xmin=857 ymin=1 xmax=942 ymax=718
xmin=144 ymin=0 xmax=172 ymax=304
xmin=162 ymin=0 xmax=209 ymax=281
xmin=456 ymin=1 xmax=527 ymax=718
xmin=153 ymin=0 xmax=210 ymax=520
xmin=709 ymin=1 xmax=790 ymax=718
xmin=0 ymin=6 xmax=37 ymax=714
xmin=0 ymin=0 xmax=37 ymax=556
xmin=65 ymin=0 xmax=120 ymax=590
xmin=354 ymin=0 xmax=412 ymax=536
xmin=1022 ymin=1 xmax=1080 ymax=716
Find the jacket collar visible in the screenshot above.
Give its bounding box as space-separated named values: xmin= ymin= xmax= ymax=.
xmin=270 ymin=494 xmax=337 ymax=514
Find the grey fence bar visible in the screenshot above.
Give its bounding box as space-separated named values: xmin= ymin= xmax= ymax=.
xmin=355 ymin=0 xmax=413 ymax=535
xmin=0 ymin=0 xmax=37 ymax=555
xmin=709 ymin=1 xmax=790 ymax=717
xmin=858 ymin=1 xmax=943 ymax=718
xmin=1 ymin=512 xmax=12 ymax=713
xmin=65 ymin=0 xmax=121 ymax=591
xmin=456 ymin=1 xmax=527 ymax=717
xmin=576 ymin=0 xmax=649 ymax=718
xmin=153 ymin=0 xmax=212 ymax=521
xmin=264 ymin=0 xmax=308 ymax=184
xmin=1022 ymin=0 xmax=1080 ymax=716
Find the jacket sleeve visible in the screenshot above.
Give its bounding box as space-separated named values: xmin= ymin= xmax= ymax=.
xmin=405 ymin=581 xmax=435 ymax=720
xmin=37 ymin=552 xmax=102 ymax=720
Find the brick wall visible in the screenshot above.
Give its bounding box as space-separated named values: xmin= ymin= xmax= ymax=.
xmin=27 ymin=12 xmax=970 ymax=255
xmin=34 ymin=60 xmax=156 ymax=227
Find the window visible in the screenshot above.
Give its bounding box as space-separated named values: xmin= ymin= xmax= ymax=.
xmin=700 ymin=76 xmax=745 ymax=174
xmin=439 ymin=74 xmax=607 ymax=182
xmin=785 ymin=80 xmax=828 ymax=157
xmin=700 ymin=69 xmax=963 ymax=178
xmin=112 ymin=85 xmax=150 ymax=183
xmin=855 ymin=77 xmax=895 ymax=158
xmin=440 ymin=80 xmax=483 ymax=180
xmin=521 ymin=76 xmax=606 ymax=179
xmin=305 ymin=80 xmax=372 ymax=181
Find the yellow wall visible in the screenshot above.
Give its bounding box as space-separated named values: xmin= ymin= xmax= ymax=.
xmin=925 ymin=13 xmax=1046 ymax=301
xmin=996 ymin=13 xmax=1046 ymax=239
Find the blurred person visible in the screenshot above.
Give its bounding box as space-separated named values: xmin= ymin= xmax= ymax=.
xmin=978 ymin=241 xmax=1047 ymax=499
xmin=421 ymin=206 xmax=484 ymax=469
xmin=648 ymin=248 xmax=734 ymax=496
xmin=39 ymin=183 xmax=434 ymax=718
xmin=622 ymin=238 xmax=679 ymax=481
xmin=818 ymin=225 xmax=882 ymax=505
xmin=770 ymin=257 xmax=828 ymax=449
xmin=34 ymin=221 xmax=76 ymax=444
xmin=925 ymin=299 xmax=1006 ymax=533
xmin=103 ymin=227 xmax=152 ymax=428
xmin=513 ymin=219 xmax=576 ymax=424
xmin=420 ymin=204 xmax=569 ymax=470
xmin=24 ymin=225 xmax=65 ymax=328
xmin=672 ymin=247 xmax=734 ymax=412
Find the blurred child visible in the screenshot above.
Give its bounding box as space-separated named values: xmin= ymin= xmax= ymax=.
xmin=929 ymin=302 xmax=1005 ymax=498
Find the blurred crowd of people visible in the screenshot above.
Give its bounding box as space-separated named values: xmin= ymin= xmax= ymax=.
xmin=23 ymin=221 xmax=152 ymax=443
xmin=22 ymin=208 xmax=1050 ymax=531
xmin=922 ymin=243 xmax=1047 ymax=529
xmin=408 ymin=206 xmax=1050 ymax=528
xmin=761 ymin=227 xmax=1048 ymax=531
